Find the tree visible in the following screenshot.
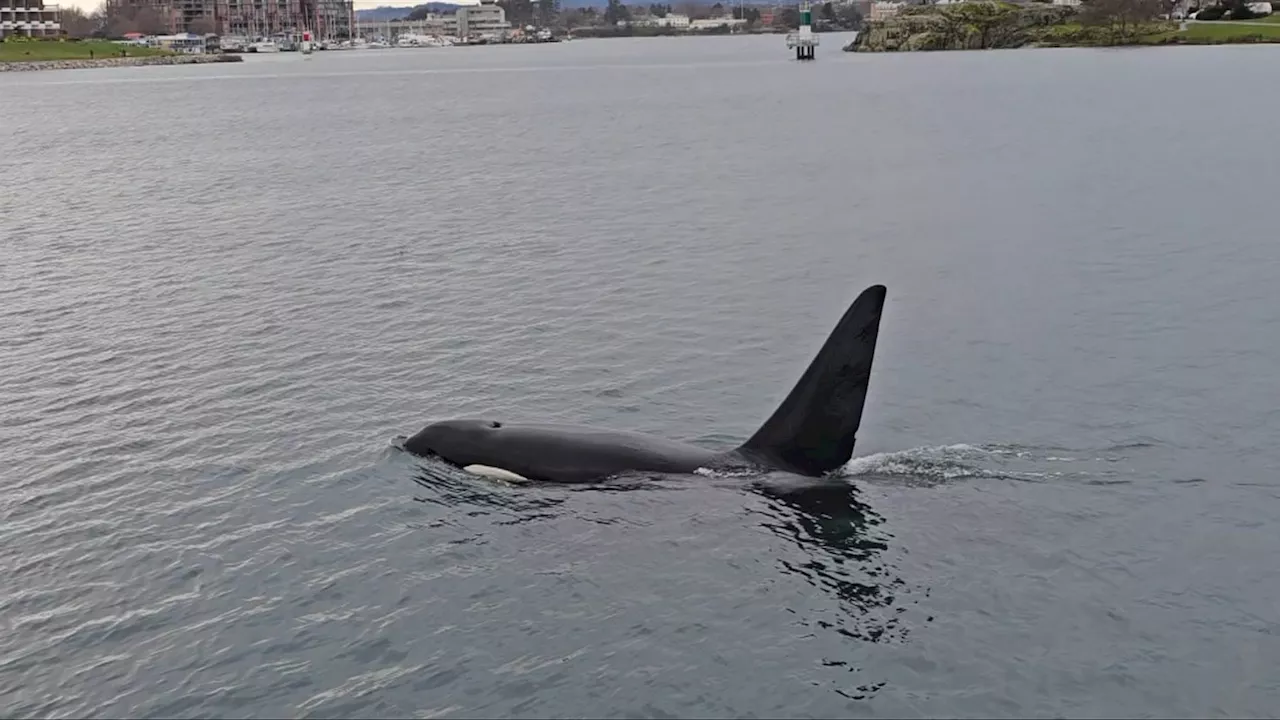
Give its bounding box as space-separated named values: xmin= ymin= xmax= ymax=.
xmin=60 ymin=6 xmax=99 ymax=37
xmin=538 ymin=0 xmax=558 ymax=25
xmin=774 ymin=6 xmax=800 ymax=27
xmin=102 ymin=1 xmax=171 ymax=36
xmin=560 ymin=5 xmax=599 ymax=28
xmin=603 ymin=0 xmax=630 ymax=24
xmin=649 ymin=2 xmax=669 ymax=17
xmin=835 ymin=2 xmax=862 ymax=28
xmin=1078 ymin=0 xmax=1163 ymax=39
xmin=820 ymin=1 xmax=836 ymax=21
xmin=497 ymin=0 xmax=536 ymax=25
xmin=188 ymin=15 xmax=217 ymax=34
xmin=674 ymin=0 xmax=710 ymax=18
xmin=133 ymin=6 xmax=170 ymax=34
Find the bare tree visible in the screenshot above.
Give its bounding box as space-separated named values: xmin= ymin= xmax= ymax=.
xmin=1079 ymin=0 xmax=1164 ymax=39
xmin=60 ymin=6 xmax=100 ymax=37
xmin=559 ymin=6 xmax=598 ymax=28
xmin=104 ymin=9 xmax=135 ymax=37
xmin=188 ymin=14 xmax=217 ymax=34
xmin=603 ymin=0 xmax=630 ymax=24
xmin=133 ymin=5 xmax=171 ymax=33
xmin=673 ymin=0 xmax=710 ymax=19
xmin=102 ymin=1 xmax=174 ymax=36
xmin=497 ymin=0 xmax=536 ymax=25
xmin=537 ymin=0 xmax=558 ymax=26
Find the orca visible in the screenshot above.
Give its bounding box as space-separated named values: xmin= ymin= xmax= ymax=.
xmin=400 ymin=284 xmax=887 ymax=484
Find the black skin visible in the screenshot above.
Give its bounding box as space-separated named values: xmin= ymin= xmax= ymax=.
xmin=402 ymin=420 xmax=754 ymax=484
xmin=402 ymin=284 xmax=888 ymax=485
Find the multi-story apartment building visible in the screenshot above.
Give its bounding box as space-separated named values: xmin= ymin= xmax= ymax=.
xmin=0 ymin=0 xmax=61 ymax=38
xmin=215 ymin=0 xmax=352 ymax=39
xmin=368 ymin=2 xmax=511 ymax=40
xmin=103 ymin=0 xmax=352 ymax=39
xmin=455 ymin=0 xmax=509 ymax=37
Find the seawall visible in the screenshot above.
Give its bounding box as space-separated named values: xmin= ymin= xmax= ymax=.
xmin=0 ymin=54 xmax=244 ymax=73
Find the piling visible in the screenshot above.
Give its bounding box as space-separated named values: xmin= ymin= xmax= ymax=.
xmin=784 ymin=1 xmax=819 ymax=60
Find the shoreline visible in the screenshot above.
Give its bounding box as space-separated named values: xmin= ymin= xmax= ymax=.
xmin=0 ymin=54 xmax=244 ymax=73
xmin=843 ymin=31 xmax=1280 ymax=52
xmin=844 ymin=1 xmax=1280 ymax=53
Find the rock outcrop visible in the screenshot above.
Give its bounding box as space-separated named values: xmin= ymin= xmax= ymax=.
xmin=0 ymin=54 xmax=244 ymax=73
xmin=846 ymin=1 xmax=1079 ymax=52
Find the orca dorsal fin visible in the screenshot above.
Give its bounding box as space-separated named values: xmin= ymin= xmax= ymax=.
xmin=736 ymin=284 xmax=887 ymax=477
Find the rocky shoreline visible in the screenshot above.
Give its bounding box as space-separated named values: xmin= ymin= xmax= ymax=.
xmin=0 ymin=54 xmax=244 ymax=73
xmin=844 ymin=2 xmax=1090 ymax=52
xmin=843 ymin=0 xmax=1280 ymax=52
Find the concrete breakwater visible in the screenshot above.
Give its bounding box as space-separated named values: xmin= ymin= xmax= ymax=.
xmin=0 ymin=54 xmax=244 ymax=73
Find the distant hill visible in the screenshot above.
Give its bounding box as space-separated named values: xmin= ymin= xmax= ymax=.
xmin=355 ymin=4 xmax=460 ymax=21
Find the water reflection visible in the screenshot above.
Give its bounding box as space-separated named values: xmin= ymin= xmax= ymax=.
xmin=408 ymin=462 xmax=568 ymax=526
xmin=747 ymin=476 xmax=921 ymax=700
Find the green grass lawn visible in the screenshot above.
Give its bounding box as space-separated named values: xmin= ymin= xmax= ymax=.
xmin=1030 ymin=21 xmax=1181 ymax=46
xmin=1180 ymin=19 xmax=1280 ymax=41
xmin=0 ymin=39 xmax=173 ymax=63
xmin=1026 ymin=13 xmax=1280 ymax=47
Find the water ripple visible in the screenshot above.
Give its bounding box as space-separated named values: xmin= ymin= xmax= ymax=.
xmin=3 ymin=36 xmax=1280 ymax=720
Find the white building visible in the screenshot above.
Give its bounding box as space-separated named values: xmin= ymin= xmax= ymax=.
xmin=688 ymin=15 xmax=746 ymax=30
xmin=377 ymin=2 xmax=508 ymax=40
xmin=0 ymin=0 xmax=61 ymax=38
xmin=869 ymin=1 xmax=905 ymax=20
xmin=635 ymin=12 xmax=690 ymax=28
xmin=385 ymin=16 xmax=448 ymax=35
xmin=151 ymin=32 xmax=208 ymax=53
xmin=456 ymin=0 xmax=509 ymax=37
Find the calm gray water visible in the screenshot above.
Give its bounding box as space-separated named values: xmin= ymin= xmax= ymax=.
xmin=3 ymin=34 xmax=1279 ymax=718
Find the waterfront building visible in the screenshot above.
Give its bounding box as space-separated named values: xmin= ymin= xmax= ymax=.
xmin=0 ymin=0 xmax=61 ymax=38
xmin=689 ymin=15 xmax=746 ymax=29
xmin=868 ymin=0 xmax=904 ymax=19
xmin=217 ymin=0 xmax=354 ymax=39
xmin=455 ymin=0 xmax=509 ymax=38
xmin=151 ymin=30 xmax=207 ymax=50
xmin=354 ymin=2 xmax=508 ymax=41
xmin=102 ymin=0 xmax=352 ymax=39
xmin=622 ymin=12 xmax=690 ymax=27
